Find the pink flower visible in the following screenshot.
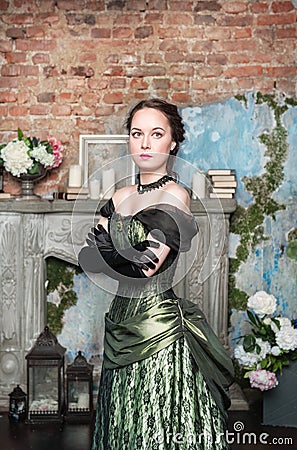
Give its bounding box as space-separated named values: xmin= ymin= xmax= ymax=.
xmin=249 ymin=369 xmax=278 ymax=391
xmin=47 ymin=136 xmax=63 ymax=169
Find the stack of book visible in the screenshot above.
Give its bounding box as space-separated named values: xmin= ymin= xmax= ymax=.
xmin=0 ymin=192 xmax=12 ymax=200
xmin=53 ymin=186 xmax=89 ymax=200
xmin=208 ymin=169 xmax=237 ymax=198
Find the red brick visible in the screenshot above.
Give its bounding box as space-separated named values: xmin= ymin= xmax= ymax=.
xmin=272 ymin=1 xmax=295 ymax=13
xmin=276 ymin=27 xmax=297 ymax=39
xmin=266 ymin=66 xmax=297 ymax=77
xmin=88 ymin=79 xmax=109 ymax=90
xmin=70 ymin=66 xmax=95 ymax=77
xmin=135 ymin=26 xmax=154 ymax=39
xmin=1 ymin=65 xmax=21 ymax=76
xmin=81 ymin=93 xmax=100 ymax=104
xmin=165 ymin=13 xmax=193 ymax=26
xmin=194 ymin=1 xmax=222 ymax=12
xmin=91 ymin=28 xmax=111 ymax=38
xmin=41 ymin=14 xmax=60 ymax=24
xmin=164 ymin=52 xmax=187 ymax=63
xmin=205 ymin=27 xmax=231 ymax=40
xmin=171 ymin=79 xmax=189 ymax=91
xmin=0 ymin=77 xmax=18 ymax=88
xmin=169 ymin=64 xmax=194 ymax=77
xmin=0 ymin=92 xmax=17 ymax=103
xmin=257 ymin=12 xmax=296 ymax=26
xmin=38 ymin=92 xmax=55 ymax=103
xmin=171 ymin=93 xmax=192 ymax=104
xmin=79 ymin=52 xmax=97 ymax=63
xmin=110 ymin=78 xmax=126 ymax=89
xmin=217 ymin=15 xmax=253 ymax=26
xmin=222 ymin=2 xmax=248 ymax=13
xmin=16 ymin=39 xmax=57 ymax=51
xmin=130 ymin=78 xmax=150 ymax=90
xmin=0 ymin=40 xmax=12 ymax=52
xmin=18 ymin=93 xmax=30 ymax=104
xmin=69 ymin=105 xmax=91 ymax=116
xmin=213 ymin=40 xmax=254 ymax=53
xmin=230 ymin=53 xmax=253 ymax=64
xmin=194 ymin=15 xmax=216 ymax=25
xmin=75 ymin=118 xmax=105 ymax=133
xmin=103 ymin=93 xmax=124 ymax=104
xmin=9 ymin=105 xmax=28 ymax=116
xmin=159 ymin=39 xmax=188 ymax=52
xmin=51 ymin=105 xmax=71 ymax=116
xmin=233 ymin=28 xmax=252 ymax=39
xmin=126 ymin=0 xmax=147 ymax=10
xmin=6 ymin=28 xmax=26 ymax=39
xmin=30 ymin=105 xmax=49 ymax=115
xmin=32 ymin=53 xmax=50 ymax=64
xmin=185 ymin=53 xmax=205 ymax=63
xmin=125 ymin=65 xmax=166 ymax=77
xmin=180 ymin=27 xmax=204 ymax=39
xmin=5 ymin=52 xmax=27 ymax=63
xmin=152 ymin=78 xmax=170 ymax=90
xmin=20 ymin=66 xmax=39 ymax=76
xmin=26 ymin=26 xmax=45 ymax=38
xmin=113 ymin=27 xmax=133 ymax=39
xmin=144 ymin=12 xmax=163 ymax=24
xmin=156 ymin=26 xmax=181 ymax=38
xmin=0 ymin=0 xmax=9 ymax=11
xmin=250 ymin=2 xmax=268 ymax=13
xmin=144 ymin=53 xmax=163 ymax=63
xmin=56 ymin=0 xmax=85 ymax=10
xmin=103 ymin=66 xmax=125 ymax=76
xmin=169 ymin=1 xmax=192 ymax=10
xmin=0 ymin=105 xmax=8 ymax=116
xmin=94 ymin=106 xmax=115 ymax=117
xmin=191 ymin=40 xmax=213 ymax=52
xmin=147 ymin=0 xmax=167 ymax=10
xmin=2 ymin=14 xmax=34 ymax=25
xmin=207 ymin=54 xmax=228 ymax=65
xmin=225 ymin=66 xmax=263 ymax=78
xmin=192 ymin=79 xmax=218 ymax=91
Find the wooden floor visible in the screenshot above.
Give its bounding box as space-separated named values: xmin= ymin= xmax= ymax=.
xmin=1 ymin=402 xmax=296 ymax=450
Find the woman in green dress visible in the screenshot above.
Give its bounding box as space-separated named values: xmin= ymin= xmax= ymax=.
xmin=78 ymin=98 xmax=234 ymax=449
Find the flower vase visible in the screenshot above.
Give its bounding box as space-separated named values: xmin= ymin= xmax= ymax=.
xmin=16 ymin=166 xmax=47 ymax=200
xmin=262 ymin=360 xmax=297 ymax=428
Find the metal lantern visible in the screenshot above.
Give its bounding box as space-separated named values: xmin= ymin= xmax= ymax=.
xmin=9 ymin=385 xmax=27 ymax=422
xmin=25 ymin=325 xmax=66 ymax=425
xmin=65 ymin=351 xmax=94 ymax=423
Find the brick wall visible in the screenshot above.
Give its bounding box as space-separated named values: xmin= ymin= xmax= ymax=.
xmin=0 ymin=0 xmax=296 ymax=193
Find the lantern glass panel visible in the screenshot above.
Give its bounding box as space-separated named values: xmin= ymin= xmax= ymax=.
xmin=28 ymin=366 xmax=59 ymax=413
xmin=68 ymin=380 xmax=90 ymax=411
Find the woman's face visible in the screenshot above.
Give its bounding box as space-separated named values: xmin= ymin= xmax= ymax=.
xmin=129 ymin=107 xmax=176 ymax=174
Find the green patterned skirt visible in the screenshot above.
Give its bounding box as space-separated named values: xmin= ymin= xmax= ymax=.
xmin=92 ymin=335 xmax=230 ymax=450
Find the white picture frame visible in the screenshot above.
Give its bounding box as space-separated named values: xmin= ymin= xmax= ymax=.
xmin=79 ymin=134 xmax=135 ymax=188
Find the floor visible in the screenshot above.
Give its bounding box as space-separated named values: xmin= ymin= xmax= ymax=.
xmin=1 ymin=402 xmax=297 ymax=450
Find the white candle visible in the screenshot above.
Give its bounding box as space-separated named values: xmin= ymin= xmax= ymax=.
xmin=89 ymin=179 xmax=100 ymax=200
xmin=68 ymin=165 xmax=82 ymax=188
xmin=192 ymin=172 xmax=206 ymax=199
xmin=102 ymin=169 xmax=115 ymax=199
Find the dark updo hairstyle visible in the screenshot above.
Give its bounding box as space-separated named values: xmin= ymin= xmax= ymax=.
xmin=125 ymin=98 xmax=186 ymax=175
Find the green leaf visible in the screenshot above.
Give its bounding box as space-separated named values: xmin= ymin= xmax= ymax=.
xmin=243 ymin=334 xmax=256 ymax=352
xmin=247 ymin=309 xmax=260 ymax=327
xmin=17 ymin=128 xmax=23 ymax=140
xmin=28 ymin=162 xmax=40 ymax=174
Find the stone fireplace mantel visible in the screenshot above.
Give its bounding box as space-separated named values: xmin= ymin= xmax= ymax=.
xmin=0 ymin=198 xmax=236 ymax=409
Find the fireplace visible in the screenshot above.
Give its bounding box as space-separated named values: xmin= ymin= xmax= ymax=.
xmin=0 ymin=198 xmax=236 ymax=409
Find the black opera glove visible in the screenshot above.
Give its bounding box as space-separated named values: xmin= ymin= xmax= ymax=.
xmin=78 ymin=224 xmax=160 ymax=277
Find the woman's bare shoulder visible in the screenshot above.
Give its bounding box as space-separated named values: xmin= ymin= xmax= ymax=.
xmin=164 ymin=182 xmax=191 ymax=209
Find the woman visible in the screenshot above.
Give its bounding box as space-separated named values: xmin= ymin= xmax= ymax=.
xmin=79 ymin=98 xmax=234 ymax=449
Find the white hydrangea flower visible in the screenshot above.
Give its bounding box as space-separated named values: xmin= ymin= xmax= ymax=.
xmin=247 ymin=291 xmax=277 ymax=316
xmin=234 ymin=338 xmax=271 ymax=367
xmin=275 ymin=327 xmax=297 ymax=351
xmin=271 ymin=346 xmax=282 ymax=356
xmin=30 ymin=145 xmax=54 ymax=167
xmin=1 ymin=140 xmax=33 ymax=177
xmin=263 ymin=317 xmax=272 ymax=325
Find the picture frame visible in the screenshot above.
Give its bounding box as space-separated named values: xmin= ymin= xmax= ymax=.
xmin=79 ymin=134 xmax=135 ymax=188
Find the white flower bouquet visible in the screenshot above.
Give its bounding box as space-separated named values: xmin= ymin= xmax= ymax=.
xmin=0 ymin=128 xmax=63 ymax=177
xmin=234 ymin=291 xmax=297 ymax=391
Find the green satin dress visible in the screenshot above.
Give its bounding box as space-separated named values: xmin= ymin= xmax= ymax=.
xmin=91 ymin=199 xmax=234 ymax=450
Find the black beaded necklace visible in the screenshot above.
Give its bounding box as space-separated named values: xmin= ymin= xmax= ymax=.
xmin=137 ymin=173 xmax=176 ymax=194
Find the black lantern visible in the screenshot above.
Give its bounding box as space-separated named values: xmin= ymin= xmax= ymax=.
xmin=25 ymin=325 xmax=66 ymax=425
xmin=65 ymin=351 xmax=94 ymax=423
xmin=9 ymin=385 xmax=27 ymax=422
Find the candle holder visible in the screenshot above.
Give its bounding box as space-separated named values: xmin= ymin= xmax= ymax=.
xmin=65 ymin=351 xmax=94 ymax=423
xmin=9 ymin=385 xmax=27 ymax=422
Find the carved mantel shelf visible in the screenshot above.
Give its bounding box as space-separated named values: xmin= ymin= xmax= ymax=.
xmin=0 ymin=198 xmax=236 ymax=409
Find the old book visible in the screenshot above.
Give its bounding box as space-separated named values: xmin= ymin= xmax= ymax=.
xmin=53 ymin=192 xmax=89 ymax=200
xmin=208 ymin=169 xmax=235 ymax=176
xmin=209 ymin=192 xmax=234 ymax=199
xmin=212 ymin=187 xmax=236 ymax=193
xmin=0 ymin=192 xmax=12 ymax=199
xmin=211 ymin=175 xmax=236 ymax=182
xmin=212 ymin=181 xmax=237 ymax=188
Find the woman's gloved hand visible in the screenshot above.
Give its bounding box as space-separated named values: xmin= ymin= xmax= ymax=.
xmin=78 ymin=224 xmax=160 ymax=278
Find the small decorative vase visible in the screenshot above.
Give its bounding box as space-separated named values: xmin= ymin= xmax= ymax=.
xmin=16 ymin=165 xmax=47 ymax=200
xmin=262 ymin=360 xmax=297 ymax=428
